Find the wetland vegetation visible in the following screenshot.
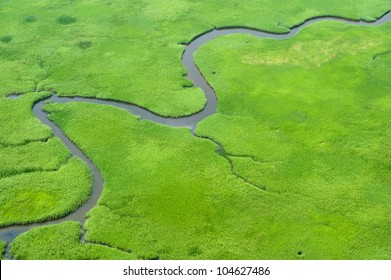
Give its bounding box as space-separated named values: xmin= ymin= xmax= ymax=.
xmin=10 ymin=221 xmax=136 ymax=260
xmin=0 ymin=0 xmax=388 ymax=116
xmin=0 ymin=92 xmax=92 ymax=228
xmin=194 ymin=21 xmax=391 ymax=258
xmin=0 ymin=240 xmax=5 ymax=259
xmin=1 ymin=0 xmax=391 ymax=260
xmin=0 ymin=157 xmax=91 ymax=227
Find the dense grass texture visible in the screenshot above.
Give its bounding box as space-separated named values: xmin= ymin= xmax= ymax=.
xmin=0 ymin=240 xmax=5 ymax=260
xmin=36 ymin=98 xmax=390 ymax=259
xmin=0 ymin=157 xmax=91 ymax=227
xmin=43 ymin=101 xmax=261 ymax=259
xmin=0 ymin=0 xmax=389 ymax=116
xmin=193 ymin=20 xmax=391 ymax=257
xmin=195 ymin=20 xmax=391 ymax=192
xmin=0 ymin=138 xmax=70 ymax=178
xmin=0 ymin=92 xmax=52 ymax=146
xmin=0 ymin=91 xmax=92 ymax=227
xmin=1 ymin=0 xmax=391 ymax=260
xmin=10 ymin=221 xmax=136 ymax=260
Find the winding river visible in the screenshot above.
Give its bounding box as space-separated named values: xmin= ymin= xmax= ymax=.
xmin=1 ymin=11 xmax=391 ymax=258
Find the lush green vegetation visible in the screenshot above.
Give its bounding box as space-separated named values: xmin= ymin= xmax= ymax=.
xmin=0 ymin=158 xmax=91 ymax=227
xmin=194 ymin=20 xmax=391 ymax=258
xmin=0 ymin=92 xmax=52 ymax=146
xmin=0 ymin=138 xmax=70 ymax=178
xmin=43 ymin=101 xmax=262 ymax=259
xmin=0 ymin=92 xmax=92 ymax=227
xmin=0 ymin=240 xmax=5 ymax=260
xmin=0 ymin=0 xmax=389 ymax=116
xmin=1 ymin=0 xmax=391 ymax=260
xmin=35 ymin=93 xmax=387 ymax=259
xmin=10 ymin=221 xmax=136 ymax=260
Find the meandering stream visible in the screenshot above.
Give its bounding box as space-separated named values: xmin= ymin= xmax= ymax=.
xmin=1 ymin=11 xmax=391 ymax=258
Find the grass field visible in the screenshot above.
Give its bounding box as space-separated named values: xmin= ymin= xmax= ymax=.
xmin=0 ymin=92 xmax=52 ymax=146
xmin=16 ymin=95 xmax=384 ymax=259
xmin=10 ymin=221 xmax=136 ymax=260
xmin=195 ymin=20 xmax=391 ymax=195
xmin=0 ymin=240 xmax=5 ymax=260
xmin=0 ymin=0 xmax=389 ymax=116
xmin=193 ymin=20 xmax=391 ymax=258
xmin=43 ymin=101 xmax=267 ymax=259
xmin=1 ymin=0 xmax=391 ymax=260
xmin=0 ymin=157 xmax=91 ymax=227
xmin=0 ymin=138 xmax=70 ymax=178
xmin=0 ymin=92 xmax=92 ymax=227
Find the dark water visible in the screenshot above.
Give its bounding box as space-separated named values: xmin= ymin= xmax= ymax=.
xmin=1 ymin=10 xmax=391 ymax=257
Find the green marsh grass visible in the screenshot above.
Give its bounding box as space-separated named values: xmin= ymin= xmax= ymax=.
xmin=0 ymin=138 xmax=70 ymax=178
xmin=0 ymin=92 xmax=93 ymax=226
xmin=0 ymin=35 xmax=12 ymax=43
xmin=23 ymin=16 xmax=37 ymax=24
xmin=78 ymin=41 xmax=93 ymax=50
xmin=1 ymin=0 xmax=391 ymax=259
xmin=193 ymin=20 xmax=391 ymax=258
xmin=43 ymin=101 xmax=281 ymax=259
xmin=37 ymin=99 xmax=390 ymax=259
xmin=10 ymin=221 xmax=136 ymax=260
xmin=0 ymin=92 xmax=52 ymax=146
xmin=0 ymin=157 xmax=91 ymax=227
xmin=0 ymin=240 xmax=5 ymax=259
xmin=57 ymin=16 xmax=77 ymax=25
xmin=0 ymin=0 xmax=389 ymax=116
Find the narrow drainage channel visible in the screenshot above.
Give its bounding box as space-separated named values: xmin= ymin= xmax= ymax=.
xmin=1 ymin=10 xmax=391 ymax=259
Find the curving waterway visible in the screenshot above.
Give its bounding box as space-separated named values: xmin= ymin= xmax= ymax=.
xmin=1 ymin=11 xmax=391 ymax=258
